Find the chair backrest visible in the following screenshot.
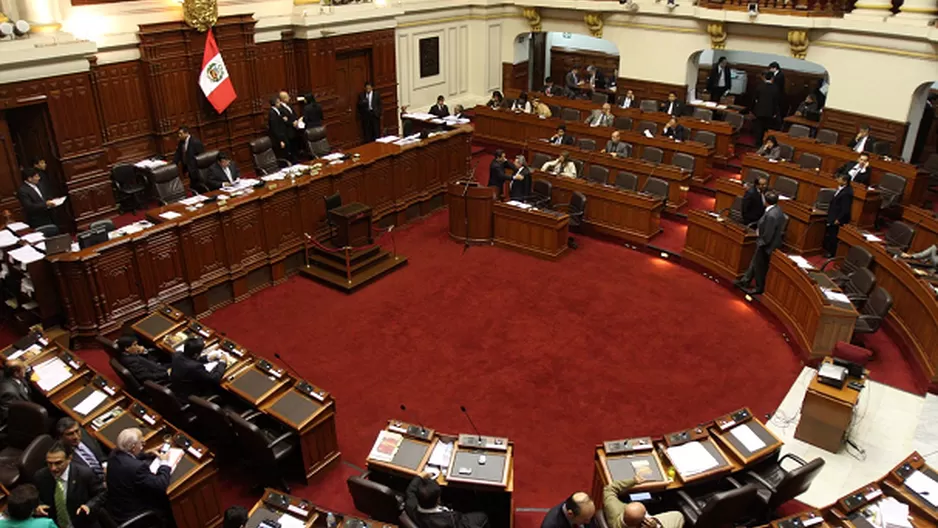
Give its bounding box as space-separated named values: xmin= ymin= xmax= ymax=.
xmin=591 ymin=93 xmax=608 ymax=105
xmin=7 ymin=401 xmax=49 ymax=449
xmin=724 ymin=112 xmax=744 ymax=131
xmin=816 ymin=129 xmax=839 ymax=145
xmin=570 ymin=192 xmax=587 ymax=218
xmin=885 ymin=221 xmax=914 ymax=250
xmin=789 ymin=124 xmax=812 ymax=138
xmin=848 ymin=267 xmax=876 ymax=296
xmin=90 ymin=219 xmax=116 ymax=233
xmin=347 ymin=475 xmax=403 ymax=524
xmin=778 ymin=144 xmax=794 ymax=161
xmin=533 ymin=153 xmax=551 ymax=170
xmin=142 ymin=381 xmax=186 ymax=421
xmin=225 ymin=411 xmax=279 ymax=466
xmin=399 ymin=512 xmax=419 ymax=528
xmin=306 ymin=126 xmax=331 ymax=157
xmin=872 ymin=140 xmax=892 ymax=156
xmin=814 ymin=188 xmax=835 ymax=211
xmin=695 ymin=484 xmax=761 ymax=528
xmin=621 ymin=143 xmax=633 ymax=158
xmin=188 ymin=396 xmax=232 ymax=441
xmin=17 ymin=434 xmax=54 ymax=485
xmin=35 ymin=225 xmax=60 ymax=237
xmin=864 ymin=287 xmax=894 ymax=319
xmin=109 ymin=357 xmax=145 ymax=396
xmin=798 ymin=153 xmax=822 ymax=170
xmin=671 ymin=153 xmax=695 ymax=173
xmin=548 ymin=105 xmax=561 ymax=118
xmin=324 ymin=192 xmax=342 ymax=213
xmin=578 ymin=138 xmax=597 ymax=152
xmin=745 ymin=168 xmax=770 ymax=186
xmin=533 ymin=179 xmax=552 ymax=201
xmin=693 ymin=108 xmax=713 ymax=121
xmin=774 ymin=176 xmax=800 ymax=199
xmin=879 ymin=172 xmax=907 ymax=200
xmin=614 ymin=172 xmax=638 ymax=191
xmin=639 ymin=100 xmax=658 ymax=112
xmin=642 ymin=177 xmax=669 ymax=200
xmin=637 ymin=121 xmax=657 ymax=135
xmin=694 ymin=130 xmax=716 ymax=148
xmin=250 ymin=137 xmax=280 ymax=175
xmin=149 ymin=164 xmax=185 ymax=204
xmin=642 ymin=147 xmax=664 ymax=164
xmin=613 ymin=115 xmax=632 ymax=131
xmin=842 ymin=246 xmax=874 ymax=275
xmin=571 ymin=159 xmax=584 ymax=177
xmin=193 ymin=151 xmax=219 ymax=190
xmin=924 ymin=152 xmax=938 ymax=174
xmin=728 ymin=196 xmax=744 ymax=223
xmin=561 ymin=108 xmax=580 ymax=121
xmin=111 ymin=164 xmax=139 ymax=187
xmin=587 ymin=165 xmax=609 ymax=185
xmin=769 ymin=458 xmax=826 ymax=511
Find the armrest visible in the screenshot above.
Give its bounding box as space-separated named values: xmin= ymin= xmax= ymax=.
xmin=819 ymin=257 xmax=842 ymax=271
xmin=779 ymin=453 xmax=807 ymax=468
xmin=117 ymin=510 xmax=162 ymax=528
xmin=276 ymin=159 xmax=292 ymax=168
xmin=204 ymin=394 xmax=221 ymax=404
xmin=726 ymin=476 xmax=744 ymax=489
xmin=846 ymin=292 xmax=868 ymax=302
xmin=744 ymin=470 xmax=777 ymax=493
xmin=676 ymin=490 xmax=702 ymax=516
xmin=240 ymin=410 xmax=263 ymax=421
xmin=267 ymin=431 xmax=295 ymax=449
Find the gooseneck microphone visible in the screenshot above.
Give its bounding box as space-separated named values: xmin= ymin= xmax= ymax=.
xmin=460 ymin=405 xmax=484 ymax=445
xmin=400 ymin=404 xmax=428 ymax=436
xmin=273 ymin=352 xmax=303 ymax=380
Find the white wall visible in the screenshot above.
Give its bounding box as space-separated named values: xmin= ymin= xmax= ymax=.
xmin=698 ymin=49 xmax=828 ymax=76
xmin=396 ymin=17 xmax=473 ymax=113
xmin=514 ymin=33 xmax=530 ymax=65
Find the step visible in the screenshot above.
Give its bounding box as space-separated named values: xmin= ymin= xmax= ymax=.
xmin=307 ymin=249 xmax=395 ymax=275
xmin=311 ymin=244 xmax=383 ymax=266
xmin=299 ymin=252 xmax=408 ymax=292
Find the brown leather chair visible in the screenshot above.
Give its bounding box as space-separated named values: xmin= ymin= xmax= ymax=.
xmin=571 ymin=159 xmax=584 ymax=178
xmin=745 ymin=169 xmax=770 ymax=186
xmin=677 ymin=483 xmax=761 ymax=528
xmin=613 ymin=116 xmax=632 ymax=131
xmin=16 ymin=434 xmax=55 ymax=486
xmin=192 ymin=151 xmax=218 ymax=194
xmin=693 ymin=130 xmax=716 ymax=149
xmin=642 ymin=177 xmax=669 ymax=202
xmin=671 ymin=153 xmax=695 ymax=174
xmin=0 ymin=406 xmax=50 ymax=489
xmin=532 ymin=153 xmax=551 ymax=170
xmin=798 ymin=153 xmax=823 ymax=171
xmin=560 ymin=108 xmax=580 ymax=122
xmin=188 ymin=396 xmax=236 ymax=453
xmin=149 ymin=164 xmax=186 ymax=205
xmin=250 ymin=137 xmax=291 ymax=175
xmin=642 ymin=147 xmax=664 ymax=164
xmin=742 ymin=454 xmax=825 ymax=518
xmin=636 ymin=121 xmax=657 ymax=136
xmin=788 ymin=124 xmax=812 ymax=138
xmin=821 ymin=245 xmax=873 ymax=286
xmin=878 ymin=173 xmax=906 ymax=210
xmin=872 ymin=140 xmax=892 ymax=156
xmin=226 ymin=410 xmax=298 ymax=491
xmin=111 ymin=164 xmax=148 ymax=213
xmin=614 ymin=172 xmax=638 ymax=191
xmin=773 ymin=176 xmax=799 ymax=199
xmin=724 ymin=112 xmax=744 ymax=132
xmin=777 ymin=144 xmax=794 ymax=162
xmin=306 ymin=127 xmax=331 ymax=158
xmin=853 ymin=287 xmax=893 ymax=338
xmin=110 ymin=358 xmax=146 ymax=399
xmin=578 ymin=138 xmax=597 ymax=152
xmin=587 ymin=165 xmax=609 ymax=185
xmin=842 ymin=267 xmax=876 ymax=308
xmin=884 ymin=221 xmax=915 ymax=253
xmin=813 ymin=188 xmax=835 ymax=212
xmin=591 ymin=93 xmax=608 ymax=105
xmin=693 ymin=108 xmax=713 ymax=121
xmin=347 ymin=471 xmax=404 ymax=523
xmin=639 ymin=100 xmax=658 ymax=113
xmin=143 ymin=381 xmax=195 ymax=427
xmin=816 ymin=129 xmax=839 ymax=144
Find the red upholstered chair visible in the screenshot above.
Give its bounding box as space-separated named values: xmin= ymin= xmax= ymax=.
xmin=832 ymin=341 xmax=872 ymax=366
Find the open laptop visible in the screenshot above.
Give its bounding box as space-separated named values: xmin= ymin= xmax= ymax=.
xmin=43 ymin=234 xmax=72 ymax=256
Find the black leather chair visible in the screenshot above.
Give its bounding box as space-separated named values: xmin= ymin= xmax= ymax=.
xmin=884 ymin=221 xmax=915 ymax=254
xmin=742 ymin=454 xmax=825 ymax=518
xmin=728 ymin=196 xmax=744 ymax=225
xmin=677 ymin=483 xmax=761 ymax=528
xmin=587 ymin=165 xmax=609 ymax=185
xmin=872 ymin=140 xmax=892 ymax=157
xmin=347 ymin=471 xmax=404 ymax=523
xmin=226 ymin=410 xmax=297 ymax=491
xmin=560 ymin=108 xmax=580 ymax=122
xmin=192 ymin=151 xmax=219 ymax=194
xmin=143 ymin=381 xmax=195 ymax=427
xmin=694 ymin=131 xmax=716 ymax=149
xmin=637 ymin=121 xmax=657 ymax=136
xmin=90 ymin=219 xmax=116 ymax=233
xmin=578 ymin=138 xmax=597 ymax=152
xmin=532 ymin=153 xmax=551 ymax=171
xmin=591 ymin=93 xmax=608 ymax=105
xmin=150 ymin=164 xmax=186 ymax=205
xmin=571 ymin=159 xmax=584 ymax=178
xmin=821 ymin=245 xmax=873 ymax=285
xmin=615 ymin=172 xmax=638 ymax=191
xmin=613 ymin=116 xmax=632 ymax=131
xmin=306 ymin=127 xmax=331 ymax=158
xmin=671 ymin=153 xmax=695 ymax=174
xmin=788 ymin=124 xmax=812 ymax=138
xmin=553 ymin=192 xmax=587 ymax=249
xmin=547 ymin=105 xmax=561 ymax=118
xmin=323 ymin=192 xmax=342 ymax=243
xmin=724 ymin=112 xmax=744 ymax=132
xmin=642 ymin=177 xmax=669 ymax=203
xmin=35 ymin=224 xmax=60 ymax=237
xmin=745 ymin=169 xmax=770 ymax=186
xmin=639 ymin=100 xmax=658 ymax=113
xmin=693 ymin=108 xmax=713 ymax=121
xmin=778 ymin=144 xmax=794 ymax=162
xmin=879 ymin=173 xmax=906 ymax=210
xmin=642 ymin=147 xmax=664 ymax=164
xmin=16 ymin=434 xmax=54 ymax=486
xmin=0 ymin=403 xmax=49 ymax=488
xmin=112 ymin=164 xmax=148 ymax=213
xmin=773 ymin=176 xmax=800 ymax=199
xmin=529 ymin=180 xmax=552 ymax=208
xmin=250 ymin=137 xmax=291 ymax=176
xmin=853 ymin=287 xmax=893 ymax=339
xmin=798 ymin=153 xmax=822 ymax=171
xmin=813 ymin=188 xmax=835 ymax=212
xmin=110 ymin=357 xmax=147 ymax=399
xmin=188 ymin=396 xmax=236 ymax=453
xmin=816 ymin=129 xmax=839 ymax=145
xmin=842 ymin=267 xmax=876 ymax=308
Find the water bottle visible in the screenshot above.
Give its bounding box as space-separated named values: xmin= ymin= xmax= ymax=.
xmin=326 ymin=512 xmax=337 ymax=528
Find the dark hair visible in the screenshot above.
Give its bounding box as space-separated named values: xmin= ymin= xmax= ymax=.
xmin=769 ymin=61 xmax=780 ymax=69
xmin=269 ymin=97 xmax=279 ymax=106
xmin=717 ymin=56 xmax=727 ymax=64
xmin=364 ymin=81 xmax=373 ymax=87
xmin=218 ymin=152 xmax=230 ymax=161
xmin=56 ymin=417 xmax=79 ymax=438
xmin=763 ymin=72 xmax=774 ymax=81
xmin=766 ymin=135 xmax=777 ymax=146
xmin=519 ymin=91 xmax=528 ymax=102
xmin=835 ymin=172 xmax=849 ymax=183
xmin=860 ymin=124 xmax=871 ymax=131
xmin=494 ymin=149 xmax=505 ymax=159
xmin=116 ymin=335 xmax=138 ymax=354
xmin=224 ymin=506 xmax=250 ymax=528
xmin=545 ymin=76 xmax=553 ymax=83
xmin=668 ymin=91 xmax=677 ymax=96
xmin=415 ymin=477 xmax=441 ymax=509
xmin=8 ymin=484 xmax=41 ymax=520
xmin=928 ymin=93 xmax=938 ymax=102
xmin=22 ymin=168 xmax=38 ymax=180
xmin=557 ymin=124 xmax=567 ymax=131
xmin=859 ymin=152 xmax=870 ymax=159
xmin=764 ymin=191 xmax=780 ymax=205
xmin=437 ymin=95 xmax=445 ymax=102
xmin=492 ymin=91 xmax=503 ymax=100
xmin=47 ymin=441 xmax=69 ymax=457
xmin=564 ymin=495 xmax=583 ymax=517
xmin=178 ymin=126 xmax=190 ymax=133
xmin=183 ymin=337 xmax=205 ymax=358
xmin=32 ymin=157 xmax=45 ymax=166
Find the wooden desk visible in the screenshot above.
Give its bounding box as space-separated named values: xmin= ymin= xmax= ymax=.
xmin=837 ymin=226 xmax=938 ymax=391
xmin=527 ymin=141 xmax=691 ymax=212
xmin=768 ymin=511 xmax=830 ymax=528
xmin=472 ymin=105 xmax=714 ymax=184
xmin=493 ymin=201 xmax=569 ymax=260
xmin=447 ymin=182 xmax=495 ymax=243
xmin=882 ymin=452 xmax=938 ymax=524
xmin=761 ymin=251 xmax=859 ymax=358
xmin=329 ymin=202 xmax=373 ymax=248
xmin=710 ymin=408 xmax=783 ymax=466
xmin=540 ymin=171 xmax=663 ymax=245
xmin=795 ymin=358 xmax=865 ymax=452
xmin=683 ymin=209 xmax=756 ymax=281
xmin=248 ymin=488 xmax=394 ymax=528
xmin=830 ymin=481 xmax=938 ymax=528
xmin=773 ymin=132 xmax=924 ymax=207
xmin=903 ymin=205 xmax=938 ymax=253
xmin=48 ymin=129 xmax=472 ymax=343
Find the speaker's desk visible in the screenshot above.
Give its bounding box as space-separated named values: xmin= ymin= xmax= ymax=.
xmin=794 ymin=357 xmax=866 ymax=453
xmin=493 ymin=201 xmax=569 ymax=261
xmin=684 ymin=209 xmax=757 ymax=281
xmin=447 ymin=182 xmax=495 ymax=243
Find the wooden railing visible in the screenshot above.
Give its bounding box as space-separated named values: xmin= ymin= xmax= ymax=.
xmin=698 ymin=0 xmax=848 ymax=16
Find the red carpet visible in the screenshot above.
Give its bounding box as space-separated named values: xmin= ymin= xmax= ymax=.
xmin=653 ymin=218 xmax=687 ymax=255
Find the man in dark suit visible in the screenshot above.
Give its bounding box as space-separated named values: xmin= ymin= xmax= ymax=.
xmin=488 ymin=150 xmax=511 ymax=198
xmin=32 ymin=157 xmax=54 ymax=196
xmin=509 ymin=155 xmax=532 ymax=200
xmin=769 ymin=62 xmax=786 ymax=118
xmin=735 ymin=191 xmax=787 ymax=295
xmin=17 ymin=169 xmax=55 ymax=228
xmin=56 ymin=418 xmax=106 ymax=482
xmin=173 ymin=126 xmax=205 ymax=177
xmin=106 ymin=428 xmax=172 ymax=525
xmin=206 ymin=152 xmax=241 ymax=191
xmin=300 ymin=93 xmax=324 ymax=129
xmin=618 ymin=89 xmax=637 ymax=109
xmin=544 ymin=77 xmax=565 ymax=97
xmin=752 ymin=72 xmax=780 ymax=145
xmin=358 ymin=81 xmax=383 ymax=143
xmin=707 ymin=57 xmax=731 ymax=103
xmin=268 ymin=97 xmax=295 ymax=163
xmin=565 ymin=68 xmax=581 ymax=93
xmin=277 ymin=91 xmax=300 ymax=161
xmin=661 ymin=118 xmax=687 ymax=141
xmin=823 ymin=173 xmax=854 ymax=258
xmin=549 ymin=124 xmax=575 ymax=146
xmin=405 ymin=473 xmax=488 ymax=528
xmin=115 ymin=335 xmax=169 ymax=384
xmin=741 ymin=175 xmax=768 ymax=226
xmin=541 ymin=492 xmax=597 ymax=528
xmin=170 ymin=337 xmax=226 ymax=403
xmin=660 ymin=92 xmax=684 ymax=117
xmin=0 ymin=359 xmax=32 ymax=424
xmin=34 ymin=442 xmax=106 ymax=528
xmin=913 ymin=94 xmax=936 ymax=163
xmin=847 ymin=125 xmax=876 ymax=154
xmin=837 ymin=153 xmax=872 ymax=186
xmin=429 ymin=96 xmax=450 ymax=118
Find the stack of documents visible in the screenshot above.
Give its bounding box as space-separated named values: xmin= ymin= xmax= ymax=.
xmin=368 ymin=430 xmax=403 ymax=462
xmin=666 ymin=441 xmax=719 ymax=477
xmin=878 ymin=497 xmax=913 ymax=528
xmin=505 ymin=201 xmax=533 ymax=210
xmin=728 ymin=423 xmax=766 ymax=452
xmin=0 ymin=230 xmax=19 ymax=249
xmin=32 ymin=357 xmax=72 ymax=391
xmin=74 ymin=390 xmax=108 ymax=416
xmin=442 ymin=116 xmax=470 ymax=125
xmin=149 ymin=448 xmax=185 ymax=474
xmin=7 ymin=222 xmax=29 ymax=232
xmin=821 ymin=287 xmax=851 ymax=304
xmin=135 ymin=159 xmax=168 ymax=169
xmin=427 ymin=440 xmax=454 ymax=468
xmin=179 ymin=195 xmax=210 ymax=206
xmin=394 ymin=134 xmax=423 ymax=147
xmin=376 ymin=135 xmax=400 ymax=144
xmin=787 ymin=255 xmax=814 ymax=270
xmin=9 ymin=245 xmax=45 ymax=265
xmin=863 ymin=233 xmax=883 ymax=243
xmin=401 ymin=112 xmax=438 ymax=122
xmin=159 ymin=211 xmax=182 ymax=220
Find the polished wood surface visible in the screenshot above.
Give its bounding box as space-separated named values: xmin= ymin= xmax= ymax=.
xmin=819 ymin=108 xmax=909 ymax=159
xmin=447 ymin=182 xmax=495 ymax=243
xmin=683 ymin=209 xmax=756 ymax=281
xmin=837 ymin=225 xmax=938 ymax=390
xmin=248 ymin=488 xmax=395 ymax=528
xmin=828 ymin=459 xmax=938 ymax=528
xmin=795 ymin=357 xmax=865 ymax=452
xmin=493 ymin=201 xmax=569 ymax=261
xmin=882 ymin=452 xmax=938 ymax=524
xmin=761 ymin=251 xmax=859 ymax=358
xmin=903 ymin=205 xmax=938 ymax=253
xmin=47 ymin=129 xmax=471 ymax=341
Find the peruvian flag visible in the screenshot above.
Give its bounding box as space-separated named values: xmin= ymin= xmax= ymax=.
xmin=199 ymin=29 xmax=237 ymax=113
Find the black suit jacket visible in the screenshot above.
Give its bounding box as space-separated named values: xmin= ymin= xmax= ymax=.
xmin=545 ymin=85 xmax=565 ymax=97
xmin=16 ymin=183 xmax=53 ymax=228
xmin=169 ymin=353 xmax=225 ymax=402
xmin=660 ymin=100 xmax=685 ymax=117
xmin=551 ymin=134 xmax=575 ymax=146
xmin=838 ymin=161 xmax=871 ymax=186
xmin=405 ymin=477 xmax=487 ymax=528
xmin=827 ymin=185 xmax=853 ymax=226
xmin=206 ymin=162 xmax=241 ymax=191
xmin=757 ymin=205 xmax=787 ymax=252
xmin=357 ymin=91 xmax=383 ymax=120
xmin=540 ymin=503 xmax=598 ymax=528
xmin=741 ymin=187 xmax=765 ymax=226
xmin=0 ymin=376 xmax=32 ymax=422
xmin=118 ymin=352 xmax=169 ymax=384
xmin=707 ymin=65 xmax=731 ymax=93
xmin=106 ymin=451 xmax=171 ymax=525
xmin=35 ymin=462 xmax=107 ymax=528
xmin=173 ymin=136 xmax=205 ymax=176
xmin=269 ymin=107 xmax=291 ymax=146
xmin=772 ymin=70 xmax=787 ymax=97
xmin=429 ymin=104 xmax=450 ymax=118
xmin=847 ymin=135 xmax=877 ymax=154
xmin=662 ymin=125 xmax=688 ymax=141
xmin=489 ymin=159 xmax=510 ymax=191
xmin=303 ymin=103 xmax=324 ymax=128
xmin=753 ymin=82 xmax=780 ymax=119
xmin=509 ymin=166 xmax=532 ymax=200
xmin=619 ymin=97 xmax=637 ymax=109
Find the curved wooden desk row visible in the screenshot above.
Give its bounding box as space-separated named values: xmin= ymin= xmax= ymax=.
xmin=903 ymin=205 xmax=938 ymax=254
xmin=248 ymin=488 xmax=397 ymax=528
xmin=835 ymin=225 xmax=938 ymax=390
xmin=472 ymin=105 xmax=714 ymax=185
xmin=771 ymin=132 xmax=923 ymax=207
xmin=130 ymin=306 xmax=341 ymax=481
xmin=1 ymin=331 xmax=222 ymax=528
xmin=501 ymin=88 xmax=736 ymax=163
xmin=46 ymin=129 xmax=472 ymax=342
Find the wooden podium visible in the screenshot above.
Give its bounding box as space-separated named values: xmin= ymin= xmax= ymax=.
xmin=329 ymin=202 xmax=373 ymax=248
xmin=683 ymin=209 xmax=756 ymax=280
xmin=448 ymin=181 xmax=495 ymax=243
xmin=795 ymin=358 xmax=864 ymax=452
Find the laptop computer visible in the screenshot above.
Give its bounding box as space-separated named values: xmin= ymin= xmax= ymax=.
xmin=44 ymin=234 xmax=72 ymax=255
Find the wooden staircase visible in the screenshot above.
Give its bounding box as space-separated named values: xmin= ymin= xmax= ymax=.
xmin=298 ymin=243 xmax=408 ymax=293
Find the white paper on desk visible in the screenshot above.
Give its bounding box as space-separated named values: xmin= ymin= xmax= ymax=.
xmin=376 ymin=135 xmax=400 ymax=143
xmin=149 ymin=448 xmax=185 ymax=475
xmin=643 ymin=129 xmax=654 ymax=138
xmin=428 ymin=440 xmax=454 ymax=467
xmin=728 ymin=423 xmax=766 ymax=453
xmin=203 ymin=361 xmax=219 ymax=372
xmin=7 ymin=222 xmax=29 ymax=232
xmin=0 ymin=230 xmax=19 ymax=248
xmin=179 ymin=195 xmax=209 ymax=206
xmin=778 ymin=195 xmax=792 ymax=200
xmin=787 ymin=255 xmax=814 ymax=270
xmin=50 ymin=197 xmax=67 ymax=207
xmin=158 ymin=211 xmax=182 ymax=220
xmin=33 ymin=357 xmax=72 ymax=391
xmin=9 ymin=245 xmax=45 ymax=265
xmin=864 ymin=233 xmax=884 ymax=243
xmin=22 ymin=232 xmax=45 ymax=244
xmin=822 ymin=288 xmax=851 ymax=304
xmin=878 ymin=497 xmax=913 ymax=528
xmin=277 ymin=514 xmax=307 ymax=528
xmin=74 ymin=390 xmax=107 ymax=416
xmin=906 ymin=470 xmax=938 ymax=507
xmin=666 ymin=441 xmax=719 ymax=477
xmin=322 ymin=153 xmax=344 ymax=161
xmin=505 ymin=200 xmax=533 ymax=210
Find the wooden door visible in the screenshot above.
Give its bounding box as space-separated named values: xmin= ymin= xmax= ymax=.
xmin=530 ymin=33 xmax=547 ymax=92
xmin=334 ymin=50 xmax=372 ymax=148
xmin=6 ymin=105 xmax=62 ymax=197
xmin=0 ymin=113 xmax=20 ymax=216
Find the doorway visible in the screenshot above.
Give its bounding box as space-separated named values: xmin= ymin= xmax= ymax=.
xmin=333 ymin=50 xmax=373 ymax=147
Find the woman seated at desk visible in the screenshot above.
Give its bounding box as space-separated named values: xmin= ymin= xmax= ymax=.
xmin=756 ymin=135 xmax=782 ymax=161
xmin=487 ymin=91 xmax=504 ymax=109
xmin=541 ymin=151 xmax=578 ymax=178
xmin=511 ymin=92 xmax=533 ymax=114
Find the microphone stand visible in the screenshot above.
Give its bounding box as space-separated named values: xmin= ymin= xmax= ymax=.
xmin=463 ymin=159 xmax=482 ymax=254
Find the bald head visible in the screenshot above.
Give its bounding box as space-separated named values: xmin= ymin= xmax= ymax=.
xmin=622 ymin=503 xmax=647 ymax=528
xmin=564 ymin=492 xmax=596 ymax=525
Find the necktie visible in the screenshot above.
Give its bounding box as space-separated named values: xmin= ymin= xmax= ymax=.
xmin=76 ymin=443 xmax=104 ymax=480
xmin=55 ymin=478 xmax=70 ymax=528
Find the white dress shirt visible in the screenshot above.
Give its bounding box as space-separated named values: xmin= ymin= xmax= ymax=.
xmin=854 ymin=136 xmax=868 ymax=153
xmin=223 ymin=166 xmax=234 ymax=183
xmin=27 ymin=182 xmax=44 ymax=199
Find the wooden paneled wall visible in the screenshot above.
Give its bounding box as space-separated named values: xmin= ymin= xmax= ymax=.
xmin=818 ymin=108 xmax=908 ymax=158
xmin=697 ymin=63 xmax=824 ymax=116
xmin=502 ymin=62 xmax=529 ymax=92
xmin=0 ymin=17 xmax=398 ymax=229
xmin=549 ymin=47 xmax=619 ymax=88
xmin=617 ymin=77 xmax=687 ymax=104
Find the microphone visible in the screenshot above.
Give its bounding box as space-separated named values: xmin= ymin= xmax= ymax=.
xmin=399 ymin=404 xmax=430 ymax=438
xmin=273 ymin=352 xmax=303 ymax=380
xmin=460 ymin=406 xmax=487 ymax=464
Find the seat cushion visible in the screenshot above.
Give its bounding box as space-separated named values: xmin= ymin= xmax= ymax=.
xmin=833 ymin=342 xmax=872 ymax=366
xmin=854 ymin=319 xmax=876 ymax=333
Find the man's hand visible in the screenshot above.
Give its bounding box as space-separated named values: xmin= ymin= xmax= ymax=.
xmin=901 ymin=252 xmax=911 ymax=259
xmin=77 ymin=505 xmax=91 ymax=516
xmin=46 ymin=200 xmax=56 ymax=207
xmin=280 ymin=142 xmax=286 ymax=149
xmin=159 ymin=450 xmax=170 ymax=462
xmin=35 ymin=505 xmax=50 ymax=516
xmin=419 ymin=471 xmax=434 ymax=479
xmin=641 ymin=517 xmax=660 ymax=528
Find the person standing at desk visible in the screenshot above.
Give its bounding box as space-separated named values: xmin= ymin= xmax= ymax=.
xmin=170 ymin=337 xmax=226 ymax=403
xmin=173 ymin=126 xmax=204 ymax=178
xmin=4 ymin=484 xmax=57 ymax=528
xmin=509 ymin=155 xmax=532 ymax=200
xmin=565 ymin=67 xmax=581 ymax=94
xmin=707 ymin=57 xmax=730 ymax=103
xmin=752 ymin=72 xmax=780 ymax=146
xmin=488 ymin=150 xmax=512 ymax=198
xmin=56 ymin=418 xmax=106 ymax=481
xmin=741 ymin=175 xmax=767 ymax=227
xmin=541 ymin=492 xmax=597 ymax=528
xmin=115 ymin=335 xmax=170 ymax=384
xmin=549 ymin=125 xmax=575 ymax=146
xmin=34 ymin=442 xmax=107 ymax=528
xmin=404 ymin=473 xmax=489 ymax=528
xmin=268 ymin=97 xmax=293 ymax=162
xmin=735 ymin=191 xmax=787 ymax=295
xmin=17 ymin=169 xmax=56 ymax=229
xmin=769 ymin=62 xmax=787 ymax=118
xmin=603 ymin=478 xmax=684 ymax=528
xmin=0 ymin=359 xmax=33 ymax=424
xmin=823 ymin=173 xmax=853 ymax=258
xmin=301 ymin=94 xmax=324 ymax=129
xmin=106 ymin=428 xmax=172 ymax=526
xmin=358 ymin=82 xmax=383 ymax=143
xmin=837 ymin=153 xmax=872 ymax=185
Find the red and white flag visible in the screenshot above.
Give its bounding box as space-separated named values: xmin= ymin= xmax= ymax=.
xmin=199 ymin=29 xmax=237 ymax=113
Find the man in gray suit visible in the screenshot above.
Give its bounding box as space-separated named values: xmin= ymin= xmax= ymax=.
xmin=585 ymin=104 xmax=614 ymax=128
xmin=0 ymin=359 xmax=32 ymax=424
xmin=735 ymin=191 xmax=787 ymax=295
xmin=602 ymin=131 xmax=630 ymax=158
